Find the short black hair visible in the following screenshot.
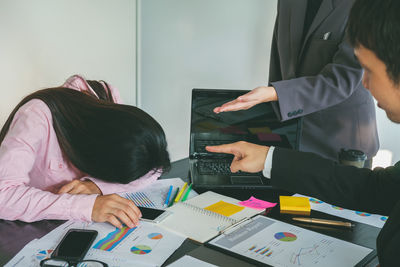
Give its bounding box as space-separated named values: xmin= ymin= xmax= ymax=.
xmin=347 ymin=0 xmax=400 ymax=85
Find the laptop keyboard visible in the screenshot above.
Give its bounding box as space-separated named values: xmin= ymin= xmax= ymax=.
xmin=198 ymin=160 xmax=232 ymax=175
xmin=195 ymin=140 xmax=235 ymax=153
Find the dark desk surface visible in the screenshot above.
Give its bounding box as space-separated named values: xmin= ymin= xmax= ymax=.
xmin=0 ymin=158 xmax=380 ymax=266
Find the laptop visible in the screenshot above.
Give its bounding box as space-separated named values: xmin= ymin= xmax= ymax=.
xmin=189 ymin=89 xmax=302 ymax=190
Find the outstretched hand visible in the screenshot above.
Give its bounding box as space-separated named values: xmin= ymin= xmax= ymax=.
xmin=213 ymin=86 xmax=278 ymax=113
xmin=58 ymin=179 xmax=102 ymax=195
xmin=92 ymin=194 xmax=142 ymax=229
xmin=206 ymin=141 xmax=269 ymax=173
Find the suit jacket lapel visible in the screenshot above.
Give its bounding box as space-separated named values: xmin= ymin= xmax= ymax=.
xmin=288 ymin=0 xmax=307 ymax=77
xmin=298 ymin=0 xmax=334 ymax=60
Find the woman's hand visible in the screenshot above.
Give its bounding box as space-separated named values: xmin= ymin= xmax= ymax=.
xmin=213 ymin=86 xmax=278 ymax=113
xmin=58 ymin=180 xmax=102 ymax=195
xmin=92 ymin=194 xmax=142 ymax=229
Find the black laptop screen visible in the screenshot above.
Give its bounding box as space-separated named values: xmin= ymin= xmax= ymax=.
xmin=190 ymin=89 xmax=302 ymax=157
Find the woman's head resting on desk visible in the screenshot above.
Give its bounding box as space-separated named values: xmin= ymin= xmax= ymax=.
xmin=0 ymin=75 xmax=171 ymax=183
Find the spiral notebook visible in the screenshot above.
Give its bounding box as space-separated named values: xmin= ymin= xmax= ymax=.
xmin=159 ymin=191 xmax=263 ymax=243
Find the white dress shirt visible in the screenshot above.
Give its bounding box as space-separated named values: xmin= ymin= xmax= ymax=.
xmin=262 ymin=146 xmax=275 ymax=178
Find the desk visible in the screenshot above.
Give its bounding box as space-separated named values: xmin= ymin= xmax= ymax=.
xmin=0 ymin=158 xmax=380 ymax=266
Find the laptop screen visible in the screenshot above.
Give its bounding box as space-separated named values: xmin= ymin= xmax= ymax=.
xmin=190 ymin=89 xmax=302 ymax=158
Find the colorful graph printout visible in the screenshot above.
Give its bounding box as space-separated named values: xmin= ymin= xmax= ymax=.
xmin=93 ymin=227 xmax=136 ymax=251
xmin=148 ymin=233 xmax=163 ymax=240
xmin=5 ymin=220 xmax=186 ymax=267
xmin=291 ymin=244 xmax=322 ymax=265
xmin=274 ymin=232 xmax=297 ymax=242
xmin=209 ymin=215 xmax=372 ymax=267
xmin=294 ymin=193 xmax=388 ymax=228
xmin=131 ymin=245 xmax=152 ymax=255
xmin=35 ymin=250 xmax=53 ymax=260
xmin=356 ymin=211 xmax=371 ymax=217
xmin=249 ymin=245 xmax=273 ymax=257
xmin=309 ymin=198 xmax=323 ymax=204
xmin=125 ymin=192 xmax=156 ymax=208
xmin=122 ymin=178 xmax=198 ymax=210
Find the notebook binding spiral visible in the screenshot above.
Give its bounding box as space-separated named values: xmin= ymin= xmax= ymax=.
xmin=177 ymin=202 xmax=236 ymax=224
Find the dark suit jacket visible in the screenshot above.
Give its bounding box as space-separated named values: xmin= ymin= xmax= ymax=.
xmin=269 ymin=0 xmax=379 ymax=161
xmin=271 ymin=147 xmax=400 ymax=266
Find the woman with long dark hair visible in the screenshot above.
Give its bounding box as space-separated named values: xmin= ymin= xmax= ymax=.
xmin=0 ymin=75 xmax=170 ymax=229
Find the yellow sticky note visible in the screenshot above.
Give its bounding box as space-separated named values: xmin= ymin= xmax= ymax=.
xmin=279 ymin=196 xmax=311 ymax=215
xmin=248 ymin=127 xmax=272 ymax=134
xmin=204 ymin=201 xmax=244 ymax=217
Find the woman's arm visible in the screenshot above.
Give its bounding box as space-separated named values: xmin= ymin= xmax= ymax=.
xmin=84 ymin=170 xmax=162 ymax=195
xmin=0 ymin=100 xmax=98 ymax=222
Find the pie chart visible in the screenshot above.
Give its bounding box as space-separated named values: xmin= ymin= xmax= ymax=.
xmin=36 ymin=249 xmax=53 ymax=260
xmin=131 ymin=245 xmax=152 ymax=255
xmin=309 ymin=198 xmax=323 ymax=204
xmin=355 ymin=211 xmax=371 ymax=217
xmin=148 ymin=233 xmax=163 ymax=240
xmin=274 ymin=232 xmax=297 ymax=242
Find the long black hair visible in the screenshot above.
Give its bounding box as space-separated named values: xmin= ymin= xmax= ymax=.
xmin=0 ymin=83 xmax=170 ymax=183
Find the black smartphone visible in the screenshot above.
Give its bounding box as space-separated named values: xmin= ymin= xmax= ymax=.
xmin=139 ymin=207 xmax=171 ymax=223
xmin=51 ymin=229 xmax=98 ymax=262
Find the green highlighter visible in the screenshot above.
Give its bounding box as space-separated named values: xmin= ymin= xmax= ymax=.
xmin=181 ymin=184 xmax=193 ymax=202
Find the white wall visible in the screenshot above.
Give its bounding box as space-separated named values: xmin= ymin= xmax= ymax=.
xmin=139 ymin=0 xmax=277 ymax=161
xmin=0 ymin=0 xmax=136 ymax=126
xmin=2 ymin=0 xmax=398 ymax=165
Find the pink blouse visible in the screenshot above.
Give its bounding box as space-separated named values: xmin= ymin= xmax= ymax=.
xmin=0 ymin=75 xmax=161 ymax=222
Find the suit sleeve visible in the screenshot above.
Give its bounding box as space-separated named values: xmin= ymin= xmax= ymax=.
xmin=271 ymin=37 xmax=364 ymax=121
xmin=0 ymin=101 xmax=98 ymax=222
xmin=271 ymin=147 xmax=400 ymax=216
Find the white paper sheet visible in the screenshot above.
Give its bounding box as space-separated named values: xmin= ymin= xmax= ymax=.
xmin=6 ymin=220 xmax=185 ymax=267
xmin=209 ymin=215 xmax=372 ymax=267
xmin=293 ymin=193 xmax=388 ymax=228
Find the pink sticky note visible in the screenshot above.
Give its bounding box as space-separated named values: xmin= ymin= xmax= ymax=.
xmin=238 ymin=196 xmax=277 ymax=210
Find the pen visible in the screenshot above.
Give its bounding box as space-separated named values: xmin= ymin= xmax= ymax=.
xmin=292 ymin=217 xmax=355 ymax=228
xmin=323 ymin=32 xmax=331 ymax=40
xmin=219 ymin=217 xmax=248 ymax=234
xmin=168 ymin=187 xmax=179 ymax=207
xmin=164 ymin=185 xmax=173 ymax=207
xmin=181 ymin=184 xmax=192 ymax=202
xmin=175 ymin=182 xmax=187 ymax=202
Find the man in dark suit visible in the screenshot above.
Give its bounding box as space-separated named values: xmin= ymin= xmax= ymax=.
xmin=207 ymin=0 xmax=400 ymax=265
xmin=214 ymin=0 xmax=379 ymax=166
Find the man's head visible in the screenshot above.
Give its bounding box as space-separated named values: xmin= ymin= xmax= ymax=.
xmin=348 ymin=0 xmax=400 ymax=122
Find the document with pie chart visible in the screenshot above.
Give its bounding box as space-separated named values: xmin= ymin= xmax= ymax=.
xmin=208 ymin=215 xmax=373 ymax=267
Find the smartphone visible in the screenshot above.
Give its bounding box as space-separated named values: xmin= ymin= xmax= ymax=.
xmin=52 ymin=229 xmax=98 ymax=262
xmin=139 ymin=207 xmax=171 ymax=223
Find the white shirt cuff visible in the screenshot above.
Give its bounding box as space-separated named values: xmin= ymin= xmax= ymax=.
xmin=262 ymin=146 xmax=275 ymax=179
